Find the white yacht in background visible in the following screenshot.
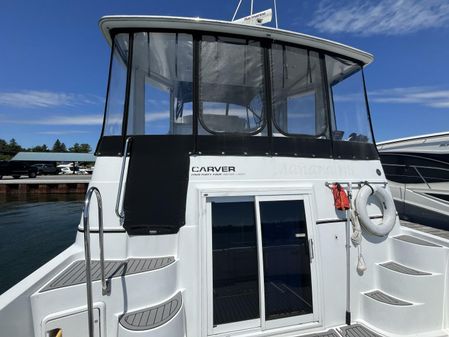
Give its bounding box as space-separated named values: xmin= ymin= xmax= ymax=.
xmin=0 ymin=12 xmax=448 ymax=337
xmin=379 ymin=132 xmax=449 ymax=231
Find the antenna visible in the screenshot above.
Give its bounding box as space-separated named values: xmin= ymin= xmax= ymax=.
xmin=232 ymin=0 xmax=279 ymax=28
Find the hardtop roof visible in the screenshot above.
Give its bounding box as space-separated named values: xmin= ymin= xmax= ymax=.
xmin=99 ymin=15 xmax=374 ymax=65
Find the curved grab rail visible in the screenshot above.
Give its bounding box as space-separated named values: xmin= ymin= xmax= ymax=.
xmin=115 ymin=137 xmax=132 ymax=222
xmin=83 ymin=186 xmax=109 ymax=337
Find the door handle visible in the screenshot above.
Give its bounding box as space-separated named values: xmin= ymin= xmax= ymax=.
xmin=295 ymin=233 xmax=306 ymax=238
xmin=309 ymin=239 xmax=314 ymax=261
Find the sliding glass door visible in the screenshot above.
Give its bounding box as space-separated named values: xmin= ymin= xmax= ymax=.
xmin=210 ymin=199 xmax=260 ymax=332
xmin=207 ymin=195 xmax=316 ymax=335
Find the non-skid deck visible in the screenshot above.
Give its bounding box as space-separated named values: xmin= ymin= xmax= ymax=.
xmin=364 ymin=290 xmax=412 ymax=306
xmin=380 ymin=261 xmax=431 ymax=276
xmin=394 ymin=235 xmax=441 ymax=247
xmin=300 ymin=324 xmax=382 ymax=337
xmin=339 ymin=324 xmax=382 ymax=337
xmin=401 ymin=220 xmax=449 ymax=240
xmin=120 ymin=292 xmax=182 ymax=331
xmin=41 ymin=257 xmax=175 ymax=292
xmin=301 ymin=330 xmax=340 ymax=337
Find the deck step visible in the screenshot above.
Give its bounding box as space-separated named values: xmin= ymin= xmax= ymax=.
xmin=301 ymin=329 xmax=339 ymax=337
xmin=364 ymin=290 xmax=412 ymax=306
xmin=120 ymin=292 xmax=182 ymax=331
xmin=300 ymin=329 xmax=339 ymax=337
xmin=41 ymin=257 xmax=175 ymax=292
xmin=394 ymin=235 xmax=441 ymax=247
xmin=339 ymin=324 xmax=383 ymax=337
xmin=379 ymin=261 xmax=432 ymax=276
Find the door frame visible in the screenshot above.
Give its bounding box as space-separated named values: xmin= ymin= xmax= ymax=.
xmin=255 ymin=194 xmax=316 ymax=331
xmin=199 ymin=186 xmax=322 ymax=336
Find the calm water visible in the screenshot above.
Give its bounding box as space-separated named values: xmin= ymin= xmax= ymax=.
xmin=0 ymin=194 xmax=84 ymax=294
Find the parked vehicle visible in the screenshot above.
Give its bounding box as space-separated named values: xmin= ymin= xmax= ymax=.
xmin=31 ymin=163 xmax=61 ymax=175
xmin=0 ymin=161 xmax=38 ymax=179
xmin=79 ymin=167 xmax=94 ymax=175
xmin=59 ymin=166 xmax=80 ymax=175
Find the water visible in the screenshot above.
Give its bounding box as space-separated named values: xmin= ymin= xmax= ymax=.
xmin=0 ymin=194 xmax=84 ymax=294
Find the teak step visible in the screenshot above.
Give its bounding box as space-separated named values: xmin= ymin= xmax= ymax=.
xmin=120 ymin=292 xmax=182 ymax=331
xmin=394 ymin=235 xmax=441 ymax=247
xmin=379 ymin=261 xmax=432 ymax=276
xmin=364 ymin=290 xmax=413 ymax=306
xmin=41 ymin=257 xmax=175 ymax=292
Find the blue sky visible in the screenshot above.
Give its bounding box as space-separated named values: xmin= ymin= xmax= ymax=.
xmin=1 ymin=0 xmax=449 ymax=149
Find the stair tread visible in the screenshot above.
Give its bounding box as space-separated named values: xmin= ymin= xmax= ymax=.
xmin=300 ymin=329 xmax=339 ymax=337
xmin=120 ymin=292 xmax=182 ymax=331
xmin=394 ymin=235 xmax=441 ymax=247
xmin=339 ymin=324 xmax=383 ymax=337
xmin=364 ymin=290 xmax=413 ymax=306
xmin=379 ymin=261 xmax=432 ymax=276
xmin=41 ymin=257 xmax=175 ymax=292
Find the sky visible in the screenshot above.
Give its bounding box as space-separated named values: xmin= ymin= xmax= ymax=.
xmin=1 ymin=0 xmax=449 ymax=150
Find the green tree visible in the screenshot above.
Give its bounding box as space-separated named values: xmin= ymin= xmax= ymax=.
xmin=0 ymin=139 xmax=8 ymax=154
xmin=78 ymin=143 xmax=92 ymax=153
xmin=69 ymin=143 xmax=91 ymax=153
xmin=52 ymin=139 xmax=67 ymax=152
xmin=8 ymin=138 xmax=22 ymax=154
xmin=68 ymin=143 xmax=80 ymax=152
xmin=31 ymin=144 xmax=49 ymax=152
xmin=0 ymin=139 xmax=9 ymax=160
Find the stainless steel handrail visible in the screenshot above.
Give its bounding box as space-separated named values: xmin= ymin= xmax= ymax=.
xmin=115 ymin=137 xmax=132 ymax=222
xmin=325 ymin=180 xmax=388 ymax=187
xmin=83 ymin=186 xmax=109 ymax=337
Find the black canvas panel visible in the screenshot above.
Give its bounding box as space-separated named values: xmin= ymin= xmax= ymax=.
xmin=123 ymin=135 xmax=193 ymax=235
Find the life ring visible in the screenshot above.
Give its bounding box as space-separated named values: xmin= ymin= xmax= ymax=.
xmin=355 ymin=184 xmax=396 ymax=236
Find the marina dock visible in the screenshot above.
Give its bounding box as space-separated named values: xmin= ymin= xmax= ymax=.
xmin=0 ymin=175 xmax=91 ymax=194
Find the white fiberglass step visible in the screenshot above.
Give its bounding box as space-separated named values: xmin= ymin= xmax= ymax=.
xmin=361 ymin=290 xmax=441 ymax=334
xmin=32 ymin=258 xmax=180 ymax=337
xmin=391 ymin=235 xmax=448 ymax=274
xmin=377 ymin=261 xmax=444 ymax=304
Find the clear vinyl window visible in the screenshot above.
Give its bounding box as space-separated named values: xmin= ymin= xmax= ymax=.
xmin=127 ymin=32 xmax=193 ymax=135
xmin=199 ymin=36 xmax=266 ymax=134
xmin=326 ymin=55 xmax=373 ymax=143
xmin=103 ymin=33 xmax=129 ymax=136
xmin=271 ymin=44 xmax=328 ymax=138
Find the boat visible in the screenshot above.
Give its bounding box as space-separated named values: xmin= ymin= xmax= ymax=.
xmin=1 ymin=11 xmax=448 ymax=337
xmin=379 ymin=132 xmax=449 ymax=231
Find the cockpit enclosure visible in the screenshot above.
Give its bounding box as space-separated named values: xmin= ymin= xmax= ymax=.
xmin=95 ymin=24 xmax=377 ymax=235
xmin=97 ymin=29 xmax=377 ymax=160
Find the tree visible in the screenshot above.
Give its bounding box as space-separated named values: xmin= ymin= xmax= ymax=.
xmin=0 ymin=139 xmax=9 ymax=160
xmin=31 ymin=144 xmax=49 ymax=152
xmin=78 ymin=143 xmax=92 ymax=153
xmin=69 ymin=143 xmax=91 ymax=153
xmin=68 ymin=143 xmax=80 ymax=153
xmin=8 ymin=138 xmax=22 ymax=154
xmin=52 ymin=139 xmax=67 ymax=152
xmin=0 ymin=139 xmax=8 ymax=154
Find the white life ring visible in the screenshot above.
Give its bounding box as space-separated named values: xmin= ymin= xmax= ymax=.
xmin=355 ymin=184 xmax=396 ymax=236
